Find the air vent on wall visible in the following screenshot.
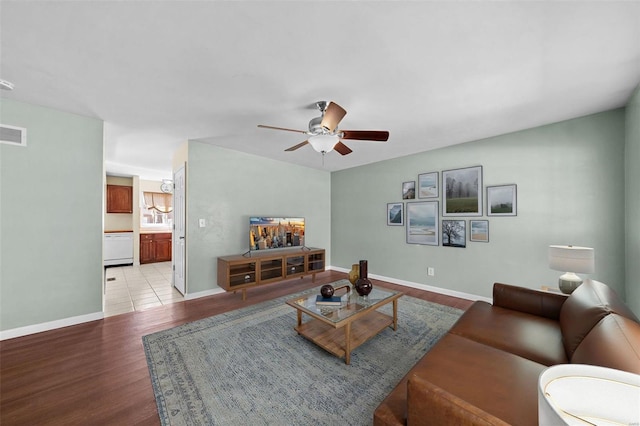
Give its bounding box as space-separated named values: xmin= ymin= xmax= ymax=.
xmin=0 ymin=124 xmax=27 ymax=147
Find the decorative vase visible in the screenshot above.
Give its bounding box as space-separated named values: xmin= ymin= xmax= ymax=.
xmin=355 ymin=260 xmax=372 ymax=296
xmin=348 ymin=264 xmax=360 ymax=286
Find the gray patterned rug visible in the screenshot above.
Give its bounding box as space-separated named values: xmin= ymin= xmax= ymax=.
xmin=143 ymin=280 xmax=462 ymax=425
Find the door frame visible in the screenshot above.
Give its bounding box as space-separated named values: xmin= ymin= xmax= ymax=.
xmin=173 ymin=164 xmax=186 ymax=295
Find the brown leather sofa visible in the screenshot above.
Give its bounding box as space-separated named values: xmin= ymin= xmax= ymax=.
xmin=374 ymin=279 xmax=640 ymax=426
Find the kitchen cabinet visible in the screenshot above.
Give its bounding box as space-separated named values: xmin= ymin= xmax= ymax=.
xmin=106 ymin=184 xmax=133 ymax=213
xmin=154 ymin=233 xmax=172 ymax=262
xmin=140 ymin=233 xmax=172 ymax=264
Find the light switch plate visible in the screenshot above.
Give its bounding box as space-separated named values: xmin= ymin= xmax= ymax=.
xmin=199 ymin=218 xmax=206 ymax=227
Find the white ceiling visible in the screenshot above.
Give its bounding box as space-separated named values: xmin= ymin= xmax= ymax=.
xmin=1 ymin=1 xmax=639 ymax=179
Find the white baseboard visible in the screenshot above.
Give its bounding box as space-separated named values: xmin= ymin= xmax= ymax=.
xmin=184 ymin=287 xmax=226 ymax=301
xmin=1 ymin=269 xmax=488 ymax=340
xmin=0 ymin=311 xmax=104 ymax=341
xmin=328 ymin=265 xmax=491 ymax=303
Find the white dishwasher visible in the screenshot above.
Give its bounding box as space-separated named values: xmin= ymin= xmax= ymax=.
xmin=104 ymin=232 xmax=134 ymax=266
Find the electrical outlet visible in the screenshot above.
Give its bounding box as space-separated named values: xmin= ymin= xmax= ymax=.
xmin=428 ymin=267 xmax=435 ymax=276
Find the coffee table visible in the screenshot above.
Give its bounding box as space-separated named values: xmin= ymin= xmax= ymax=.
xmin=286 ymin=287 xmax=403 ymax=364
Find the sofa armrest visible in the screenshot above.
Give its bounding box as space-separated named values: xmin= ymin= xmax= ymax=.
xmin=492 ymin=283 xmax=567 ymax=320
xmin=407 ymin=374 xmax=510 ymax=426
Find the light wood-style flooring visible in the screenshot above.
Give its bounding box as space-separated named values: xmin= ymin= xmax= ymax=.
xmin=0 ymin=270 xmax=473 ymax=425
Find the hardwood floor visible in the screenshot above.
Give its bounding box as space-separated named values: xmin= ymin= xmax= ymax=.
xmin=0 ymin=270 xmax=473 ymax=425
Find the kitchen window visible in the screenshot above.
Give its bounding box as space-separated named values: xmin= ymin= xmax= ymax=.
xmin=141 ymin=192 xmax=173 ymax=227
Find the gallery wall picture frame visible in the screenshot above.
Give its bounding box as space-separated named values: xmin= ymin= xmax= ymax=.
xmin=442 ymin=165 xmax=483 ymax=216
xmin=418 ymin=172 xmax=439 ymax=198
xmin=487 ymin=184 xmax=517 ymax=216
xmin=406 ymin=201 xmax=439 ymax=246
xmin=387 ymin=203 xmax=404 ymax=226
xmin=442 ymin=219 xmax=466 ymax=248
xmin=470 ymin=220 xmax=489 ymax=242
xmin=402 ymin=181 xmax=416 ymax=200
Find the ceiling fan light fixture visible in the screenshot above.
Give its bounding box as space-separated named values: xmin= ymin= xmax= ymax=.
xmin=308 ymin=134 xmax=339 ymax=154
xmin=258 ymin=100 xmax=389 ymax=157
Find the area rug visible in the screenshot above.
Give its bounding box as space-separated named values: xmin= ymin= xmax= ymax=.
xmin=143 ymin=280 xmax=463 ymax=425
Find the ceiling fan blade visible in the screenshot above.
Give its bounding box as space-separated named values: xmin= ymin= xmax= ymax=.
xmin=285 ymin=140 xmax=309 ymax=151
xmin=258 ymin=124 xmax=307 ymax=134
xmin=341 ymin=130 xmax=389 ymax=141
xmin=333 ymin=141 xmax=353 ymax=156
xmin=320 ymin=102 xmax=347 ymax=132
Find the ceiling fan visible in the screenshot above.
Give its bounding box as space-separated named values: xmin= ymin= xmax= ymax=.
xmin=257 ymin=101 xmax=389 ymax=156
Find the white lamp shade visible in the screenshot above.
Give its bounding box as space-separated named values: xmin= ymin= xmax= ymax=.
xmin=538 ymin=364 xmax=640 ymax=425
xmin=308 ymin=134 xmax=338 ymax=153
xmin=548 ymin=245 xmax=595 ymax=274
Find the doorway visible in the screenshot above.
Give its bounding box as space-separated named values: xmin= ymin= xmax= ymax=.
xmin=103 ymin=262 xmax=183 ymax=317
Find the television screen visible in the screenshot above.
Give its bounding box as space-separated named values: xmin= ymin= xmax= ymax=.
xmin=250 ymin=217 xmax=305 ymax=251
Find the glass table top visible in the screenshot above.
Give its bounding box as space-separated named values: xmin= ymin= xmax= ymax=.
xmin=287 ymin=286 xmax=400 ymax=324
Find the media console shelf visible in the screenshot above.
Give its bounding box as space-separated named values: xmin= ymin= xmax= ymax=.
xmin=217 ymin=248 xmax=325 ymax=300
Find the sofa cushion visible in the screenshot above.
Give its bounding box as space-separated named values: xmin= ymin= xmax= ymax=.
xmin=449 ymin=301 xmax=568 ymax=365
xmin=407 ymin=375 xmax=511 ymax=426
xmin=560 ymin=280 xmax=639 ymax=357
xmin=373 ymin=374 xmax=411 ymax=426
xmin=571 ymin=314 xmax=640 ymax=374
xmin=406 ymin=333 xmax=547 ymax=426
xmin=493 ymin=282 xmax=567 ymax=320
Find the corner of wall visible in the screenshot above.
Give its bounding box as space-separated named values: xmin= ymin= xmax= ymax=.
xmin=625 ymin=84 xmax=640 ymax=316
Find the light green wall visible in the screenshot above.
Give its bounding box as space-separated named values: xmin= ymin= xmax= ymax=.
xmin=625 ymin=84 xmax=640 ymax=315
xmin=0 ymin=99 xmax=104 ymax=330
xmin=0 ymin=97 xmax=634 ymax=331
xmin=332 ymin=110 xmax=627 ymax=300
xmin=186 ymin=141 xmax=331 ymax=293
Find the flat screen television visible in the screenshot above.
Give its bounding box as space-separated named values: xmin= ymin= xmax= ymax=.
xmin=249 ymin=217 xmax=305 ymax=251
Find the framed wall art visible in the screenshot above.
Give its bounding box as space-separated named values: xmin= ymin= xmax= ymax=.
xmin=418 ymin=172 xmax=439 ymax=198
xmin=442 ymin=220 xmax=466 ymax=248
xmin=487 ymin=184 xmax=517 ymax=216
xmin=402 ymin=181 xmax=416 ymax=200
xmin=442 ymin=166 xmax=483 ymax=216
xmin=470 ymin=220 xmax=489 ymax=242
xmin=387 ymin=203 xmax=404 ymax=226
xmin=406 ymin=201 xmax=439 ymax=246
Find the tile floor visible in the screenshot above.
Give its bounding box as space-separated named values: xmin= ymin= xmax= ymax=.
xmin=104 ymin=261 xmax=184 ymax=317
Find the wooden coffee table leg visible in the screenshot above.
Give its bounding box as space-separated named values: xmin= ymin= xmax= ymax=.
xmin=296 ymin=310 xmax=302 ymax=329
xmin=393 ymin=299 xmax=398 ymax=330
xmin=344 ymin=322 xmax=352 ymax=365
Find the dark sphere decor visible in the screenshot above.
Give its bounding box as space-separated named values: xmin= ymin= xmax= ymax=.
xmin=320 ymin=284 xmax=335 ymax=298
xmin=355 ymin=259 xmax=373 ymax=296
xmin=355 ymin=280 xmax=372 ymax=296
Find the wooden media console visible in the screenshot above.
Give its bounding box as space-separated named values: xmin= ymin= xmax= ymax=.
xmin=217 ymin=248 xmax=325 ymax=300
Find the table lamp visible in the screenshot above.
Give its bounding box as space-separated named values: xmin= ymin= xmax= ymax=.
xmin=539 ymin=364 xmax=640 ymax=425
xmin=548 ymin=245 xmax=595 ymax=294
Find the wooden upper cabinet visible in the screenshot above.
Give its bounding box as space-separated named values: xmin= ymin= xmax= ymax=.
xmin=106 ymin=185 xmax=133 ymax=213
